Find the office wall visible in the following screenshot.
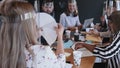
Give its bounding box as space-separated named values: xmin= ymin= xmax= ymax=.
xmin=76 ymin=0 xmax=105 ymax=24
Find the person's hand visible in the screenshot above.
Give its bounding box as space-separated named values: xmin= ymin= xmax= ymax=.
xmin=88 ymin=30 xmax=100 ymax=36
xmin=67 ymin=27 xmax=76 ymax=31
xmin=92 ymin=31 xmax=100 ymax=36
xmin=75 ymin=42 xmax=84 ymax=50
xmin=55 ymin=23 xmax=64 ymax=37
xmin=78 ymin=25 xmax=83 ymax=30
xmin=94 ymin=25 xmax=101 ymax=31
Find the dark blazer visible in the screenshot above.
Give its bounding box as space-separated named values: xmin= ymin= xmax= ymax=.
xmin=54 ymin=0 xmax=68 ymax=22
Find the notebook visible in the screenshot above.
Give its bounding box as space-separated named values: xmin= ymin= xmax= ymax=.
xmin=36 ymin=13 xmax=57 ymax=45
xmin=64 ymin=40 xmax=74 ymax=49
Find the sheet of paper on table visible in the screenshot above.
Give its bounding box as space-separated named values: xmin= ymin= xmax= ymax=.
xmin=65 ymin=63 xmax=73 ymax=68
xmin=65 ymin=52 xmax=71 ymax=57
xmin=71 ymin=43 xmax=94 ymax=57
xmin=77 ymin=48 xmax=94 ymax=57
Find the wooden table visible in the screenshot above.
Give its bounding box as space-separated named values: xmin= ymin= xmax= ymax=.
xmin=65 ymin=49 xmax=95 ymax=68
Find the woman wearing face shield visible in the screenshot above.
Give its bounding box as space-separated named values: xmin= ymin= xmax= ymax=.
xmin=0 ymin=1 xmax=65 ymax=68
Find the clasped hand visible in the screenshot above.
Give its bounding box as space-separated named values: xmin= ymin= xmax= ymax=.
xmin=75 ymin=42 xmax=85 ymax=50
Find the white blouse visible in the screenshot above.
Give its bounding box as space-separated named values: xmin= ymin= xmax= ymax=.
xmin=60 ymin=13 xmax=81 ymax=29
xmin=25 ymin=45 xmax=66 ymax=68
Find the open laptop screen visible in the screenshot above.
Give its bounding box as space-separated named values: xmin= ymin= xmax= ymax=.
xmin=82 ymin=18 xmax=94 ymax=29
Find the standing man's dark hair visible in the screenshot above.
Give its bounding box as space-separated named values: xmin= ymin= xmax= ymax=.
xmin=54 ymin=0 xmax=68 ymax=22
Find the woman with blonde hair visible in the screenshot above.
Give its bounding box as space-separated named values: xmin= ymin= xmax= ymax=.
xmin=60 ymin=0 xmax=82 ymax=31
xmin=0 ymin=1 xmax=65 ymax=68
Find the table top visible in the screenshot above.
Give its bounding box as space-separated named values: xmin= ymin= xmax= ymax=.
xmin=65 ymin=49 xmax=96 ymax=68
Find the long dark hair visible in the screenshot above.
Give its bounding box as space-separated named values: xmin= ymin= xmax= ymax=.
xmin=108 ymin=11 xmax=120 ymax=34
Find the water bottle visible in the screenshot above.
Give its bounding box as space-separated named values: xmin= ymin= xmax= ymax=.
xmin=74 ymin=27 xmax=79 ymax=41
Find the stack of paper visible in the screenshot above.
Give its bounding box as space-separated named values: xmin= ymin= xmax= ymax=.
xmin=86 ymin=34 xmax=102 ymax=43
xmin=36 ymin=13 xmax=57 ymax=45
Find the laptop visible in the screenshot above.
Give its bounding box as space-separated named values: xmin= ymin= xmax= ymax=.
xmin=82 ymin=18 xmax=94 ymax=29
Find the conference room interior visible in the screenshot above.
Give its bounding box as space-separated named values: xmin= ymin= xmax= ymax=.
xmin=0 ymin=0 xmax=120 ymax=68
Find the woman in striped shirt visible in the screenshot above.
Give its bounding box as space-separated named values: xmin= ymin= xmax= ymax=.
xmin=75 ymin=11 xmax=120 ymax=68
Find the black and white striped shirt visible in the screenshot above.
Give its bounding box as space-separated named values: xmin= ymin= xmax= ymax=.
xmin=93 ymin=31 xmax=120 ymax=68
